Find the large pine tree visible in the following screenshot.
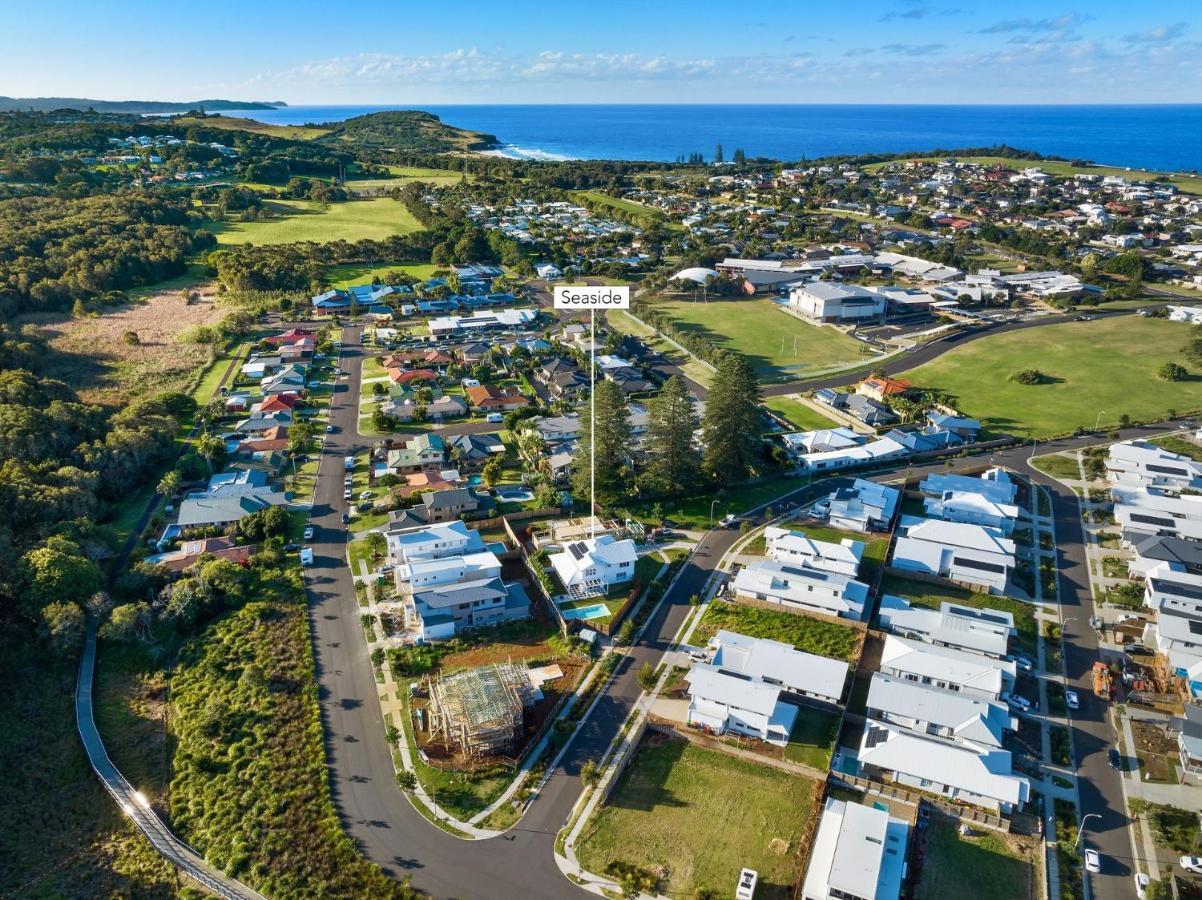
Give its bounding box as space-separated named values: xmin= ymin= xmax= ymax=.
xmin=643 ymin=375 xmax=700 ymax=495
xmin=701 ymin=354 xmax=762 ymax=483
xmin=571 ymin=379 xmax=631 ymax=506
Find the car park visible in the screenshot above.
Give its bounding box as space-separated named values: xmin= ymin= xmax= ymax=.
xmin=1084 ymin=849 xmax=1101 ymax=874
xmin=1065 ymin=689 xmax=1079 ymax=710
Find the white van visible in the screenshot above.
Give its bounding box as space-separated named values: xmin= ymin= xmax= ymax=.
xmin=299 ymin=547 xmax=314 ymax=566
xmin=486 ymin=412 xmax=504 ymax=423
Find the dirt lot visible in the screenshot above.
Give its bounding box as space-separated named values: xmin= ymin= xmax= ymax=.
xmin=18 ymin=282 xmax=226 ymax=405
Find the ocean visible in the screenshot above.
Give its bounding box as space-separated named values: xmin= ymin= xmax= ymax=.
xmin=216 ymin=104 xmax=1202 ymax=172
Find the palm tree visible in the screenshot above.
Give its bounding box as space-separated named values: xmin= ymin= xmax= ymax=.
xmin=195 ymin=432 xmax=222 ymax=475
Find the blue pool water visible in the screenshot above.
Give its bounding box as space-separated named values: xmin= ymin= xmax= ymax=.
xmin=561 ymin=603 xmax=609 ymax=621
xmin=467 ymin=474 xmax=483 ymax=486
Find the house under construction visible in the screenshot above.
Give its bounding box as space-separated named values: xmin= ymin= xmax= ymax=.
xmin=425 ymin=661 xmax=537 ymax=759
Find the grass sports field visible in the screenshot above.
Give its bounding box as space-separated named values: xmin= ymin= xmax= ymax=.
xmin=902 ymin=317 xmax=1202 ymax=438
xmin=651 ymin=297 xmax=875 ymax=381
xmin=577 ymin=737 xmax=820 ymax=899
xmin=210 ymin=197 xmax=422 ymax=245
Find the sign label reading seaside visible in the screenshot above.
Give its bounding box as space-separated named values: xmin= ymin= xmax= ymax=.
xmin=553 ymin=285 xmax=630 ymax=309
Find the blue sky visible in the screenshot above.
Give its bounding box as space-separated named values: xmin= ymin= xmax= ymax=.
xmin=6 ymin=0 xmax=1201 ymax=103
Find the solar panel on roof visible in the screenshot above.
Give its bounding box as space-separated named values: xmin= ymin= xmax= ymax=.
xmin=568 ymin=542 xmax=587 ymax=560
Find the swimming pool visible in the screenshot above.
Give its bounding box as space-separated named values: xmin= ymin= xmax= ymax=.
xmin=560 ymin=603 xmax=610 ymax=621
xmin=467 ymin=474 xmax=483 ymax=486
xmin=496 ymin=488 xmax=534 ymax=502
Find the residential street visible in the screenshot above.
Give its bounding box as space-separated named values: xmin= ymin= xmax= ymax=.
xmin=296 ymin=321 xmax=1183 ymax=899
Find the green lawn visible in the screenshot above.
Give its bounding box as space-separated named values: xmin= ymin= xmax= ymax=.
xmin=763 ymin=395 xmax=842 ymax=431
xmin=694 ymin=599 xmax=859 ymax=662
xmin=915 ymin=818 xmax=1036 ymax=900
xmin=577 ymin=738 xmax=820 ymax=899
xmin=626 ymin=473 xmax=811 ymax=530
xmin=1151 ymin=435 xmax=1202 ymax=461
xmin=901 ymin=317 xmax=1202 ymax=438
xmin=209 ymin=196 xmax=423 ymax=245
xmin=605 ymin=308 xmax=713 ymax=388
xmin=650 ymin=297 xmax=876 ymax=382
xmin=880 ymin=574 xmax=1037 ymax=655
xmin=326 ymin=261 xmax=445 ymax=287
xmin=1030 ymin=452 xmax=1083 ymax=480
xmin=784 ymin=707 xmax=842 ymax=770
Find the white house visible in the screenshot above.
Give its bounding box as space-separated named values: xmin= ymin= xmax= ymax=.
xmin=685 ymin=663 xmax=798 ymax=746
xmin=548 ymin=534 xmax=637 ymax=599
xmin=878 ymin=595 xmax=1013 ymax=658
xmin=1145 ymin=562 xmax=1202 ymax=619
xmin=1107 ymin=440 xmax=1202 ymax=491
xmin=879 ymin=635 xmax=1015 ymax=701
xmin=1114 ymin=485 xmax=1202 ymax=542
xmin=407 ymin=577 xmax=530 ymax=642
xmin=865 ymin=673 xmax=1013 ymax=750
xmin=733 ymin=559 xmax=870 ymax=621
xmin=781 ymin=427 xmax=864 ymax=460
xmin=824 ymin=479 xmax=900 ymax=532
xmin=922 ymin=491 xmax=1020 ymax=535
xmin=857 ymin=722 xmax=1030 ymax=813
xmin=764 ymin=526 xmax=865 ymax=577
xmin=788 ymin=282 xmax=887 ymax=323
xmin=397 ymin=550 xmax=502 ymax=590
xmin=890 ymin=516 xmax=1015 ymax=594
xmin=707 ymin=630 xmax=849 ymax=706
xmin=918 ymin=469 xmax=1017 ymax=506
xmin=801 ymin=798 xmax=908 ymax=900
xmin=388 ymin=520 xmax=484 ymax=565
xmin=795 ymin=436 xmax=909 ymax=474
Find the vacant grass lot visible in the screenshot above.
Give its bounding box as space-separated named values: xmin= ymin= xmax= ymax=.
xmin=902 ymin=318 xmax=1202 ymax=438
xmin=764 ymin=395 xmax=842 ymax=431
xmin=650 ymin=297 xmax=875 ymax=382
xmin=577 ymin=737 xmax=821 ymax=899
xmin=210 ymin=196 xmax=423 ymax=245
xmin=1031 ymin=452 xmax=1084 ymax=480
xmin=915 ymin=817 xmax=1036 ymax=900
xmin=694 ymin=599 xmax=860 ymax=662
xmin=1152 ymin=434 xmax=1202 ymax=461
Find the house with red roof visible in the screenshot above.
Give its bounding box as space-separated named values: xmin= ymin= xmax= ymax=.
xmin=263 ymin=328 xmax=314 ymax=346
xmin=857 ymin=377 xmax=912 ymax=402
xmin=388 ymin=367 xmax=438 ymax=385
xmin=464 ymin=384 xmax=529 ymax=411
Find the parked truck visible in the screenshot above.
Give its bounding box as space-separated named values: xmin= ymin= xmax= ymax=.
xmin=1093 ymin=661 xmax=1113 ymax=700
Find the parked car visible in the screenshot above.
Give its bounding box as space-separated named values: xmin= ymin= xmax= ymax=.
xmin=1084 ymin=849 xmax=1102 ymax=874
xmin=299 ymin=547 xmax=314 ymax=566
xmin=344 ymin=487 xmax=353 ymax=500
xmin=1109 ymin=748 xmax=1123 ymax=770
xmin=1134 ymin=872 xmax=1150 ymax=899
xmin=486 ymin=412 xmax=504 ymax=423
xmin=1004 ymin=693 xmax=1032 ymax=713
xmin=341 ymin=512 xmax=349 ymax=524
xmin=1013 ymin=656 xmax=1034 ymax=673
xmin=1180 ymin=856 xmax=1202 ymax=874
xmin=1116 ymin=613 xmax=1143 ymax=625
xmin=1124 ymin=643 xmax=1149 ymax=656
xmin=360 ymin=490 xmax=374 ymax=500
xmin=303 ymin=526 xmax=315 ymax=541
xmin=1065 ymin=689 xmax=1080 ymax=710
xmin=326 ymin=425 xmax=336 ymax=434
xmin=283 ymin=543 xmax=300 ymax=553
xmin=720 ymin=514 xmax=738 ymax=528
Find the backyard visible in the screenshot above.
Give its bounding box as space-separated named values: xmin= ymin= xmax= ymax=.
xmin=914 ymin=815 xmax=1038 ymax=900
xmin=648 ymin=296 xmax=877 ymax=382
xmin=209 ymin=196 xmax=423 ymax=245
xmin=576 ymin=736 xmax=822 ymax=899
xmin=694 ymin=599 xmax=861 ymax=662
xmin=783 ymin=707 xmax=842 ymax=770
xmin=901 ymin=318 xmax=1202 ymax=438
xmin=763 ymin=394 xmax=843 ymax=432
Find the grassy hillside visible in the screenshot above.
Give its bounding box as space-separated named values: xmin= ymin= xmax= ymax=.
xmin=173 ymin=113 xmax=329 ymax=141
xmin=317 ymin=110 xmax=497 ymax=153
xmin=208 ymin=196 xmax=423 ymax=245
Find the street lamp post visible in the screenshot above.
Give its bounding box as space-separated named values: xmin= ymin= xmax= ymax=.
xmin=709 ymin=498 xmax=720 ymax=528
xmin=1094 ymin=410 xmax=1106 ymax=432
xmin=1075 ymin=813 xmax=1102 ymax=847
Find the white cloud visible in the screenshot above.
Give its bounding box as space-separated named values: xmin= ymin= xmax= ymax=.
xmin=1124 ymin=22 xmax=1187 ymax=44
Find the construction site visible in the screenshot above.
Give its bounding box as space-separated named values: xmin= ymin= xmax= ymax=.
xmin=422 ymin=661 xmax=539 ymax=760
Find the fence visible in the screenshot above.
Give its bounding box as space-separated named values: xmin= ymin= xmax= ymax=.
xmin=880 ymin=563 xmax=992 ymax=595
xmin=828 ymin=771 xmax=1010 ymax=833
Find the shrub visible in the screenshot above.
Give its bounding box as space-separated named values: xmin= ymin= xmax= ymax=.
xmin=1009 ymin=368 xmax=1047 ymax=385
xmin=1157 ymin=361 xmax=1187 ymax=382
